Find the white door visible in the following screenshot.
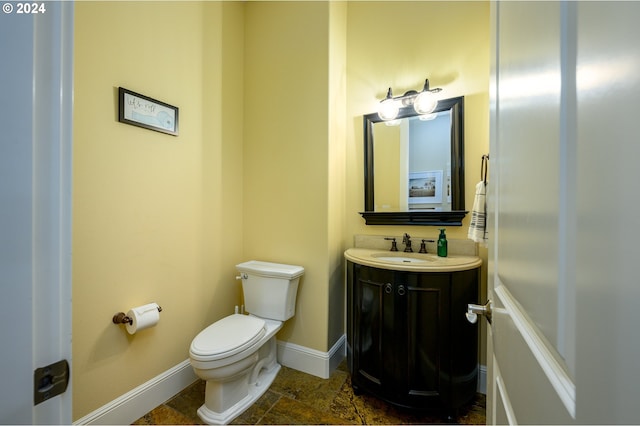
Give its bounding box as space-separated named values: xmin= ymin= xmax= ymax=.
xmin=487 ymin=1 xmax=640 ymax=424
xmin=0 ymin=2 xmax=73 ymax=424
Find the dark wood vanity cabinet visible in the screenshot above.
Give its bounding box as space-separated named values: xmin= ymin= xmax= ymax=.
xmin=346 ymin=261 xmax=479 ymax=413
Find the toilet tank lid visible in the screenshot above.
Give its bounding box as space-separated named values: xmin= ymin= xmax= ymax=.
xmin=236 ymin=260 xmax=304 ymax=279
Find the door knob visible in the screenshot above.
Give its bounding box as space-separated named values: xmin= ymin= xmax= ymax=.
xmin=466 ymin=300 xmax=492 ymax=324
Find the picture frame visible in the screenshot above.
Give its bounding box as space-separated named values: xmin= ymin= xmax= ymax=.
xmin=118 ymin=87 xmax=179 ymax=136
xmin=408 ymin=170 xmax=443 ymax=205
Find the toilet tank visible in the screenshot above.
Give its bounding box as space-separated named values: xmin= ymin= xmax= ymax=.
xmin=236 ymin=260 xmax=304 ymax=321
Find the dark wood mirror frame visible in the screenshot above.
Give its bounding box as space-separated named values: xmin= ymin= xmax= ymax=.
xmin=360 ymin=96 xmax=467 ymax=226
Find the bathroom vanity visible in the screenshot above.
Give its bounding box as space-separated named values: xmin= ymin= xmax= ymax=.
xmin=344 ymin=247 xmax=481 ymax=415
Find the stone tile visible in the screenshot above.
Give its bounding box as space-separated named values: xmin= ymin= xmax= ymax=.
xmin=331 ymin=382 xmax=437 ymax=425
xmin=336 ymin=359 xmax=349 ymax=373
xmin=164 ymin=380 xmax=205 ymax=424
xmin=259 ymin=396 xmax=355 ymax=425
xmin=133 ymin=363 xmax=486 ymax=425
xmin=132 ymin=404 xmax=195 ymax=425
xmin=331 ymin=375 xmax=482 ymax=425
xmin=269 ymin=365 xmax=349 ymax=413
xmin=231 ymin=389 xmax=281 ymax=425
xmin=457 ymin=393 xmax=487 ymax=425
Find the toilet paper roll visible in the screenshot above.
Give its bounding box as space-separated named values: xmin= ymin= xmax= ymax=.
xmin=125 ymin=302 xmax=160 ymax=335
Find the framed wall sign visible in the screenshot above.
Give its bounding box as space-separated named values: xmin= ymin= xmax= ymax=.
xmin=118 ymin=87 xmax=179 ymax=136
xmin=408 ymin=170 xmax=443 ymax=205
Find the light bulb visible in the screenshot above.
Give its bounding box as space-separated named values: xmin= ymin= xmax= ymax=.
xmin=413 ymin=91 xmax=437 ymax=115
xmin=378 ymin=98 xmax=399 ymax=121
xmin=418 ymin=113 xmax=437 ymax=121
xmin=384 ymin=119 xmax=402 ymax=127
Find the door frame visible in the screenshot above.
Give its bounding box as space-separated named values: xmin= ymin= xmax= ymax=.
xmin=0 ymin=2 xmax=74 ymax=423
xmin=33 ymin=3 xmax=74 ymax=422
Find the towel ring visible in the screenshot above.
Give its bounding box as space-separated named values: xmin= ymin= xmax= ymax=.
xmin=481 ymin=154 xmax=489 ymax=184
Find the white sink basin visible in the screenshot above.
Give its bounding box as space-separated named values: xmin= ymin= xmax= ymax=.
xmin=344 ymin=248 xmax=481 ymax=272
xmin=371 ymin=254 xmax=432 ymax=264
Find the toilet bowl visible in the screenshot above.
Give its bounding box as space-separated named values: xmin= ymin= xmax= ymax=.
xmin=189 ymin=260 xmax=304 ymax=425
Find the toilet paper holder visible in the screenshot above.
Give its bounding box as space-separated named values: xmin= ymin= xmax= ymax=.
xmin=113 ymin=305 xmax=163 ymax=326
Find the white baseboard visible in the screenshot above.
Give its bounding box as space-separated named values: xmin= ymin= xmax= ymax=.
xmin=73 ymin=360 xmax=198 ymax=425
xmin=277 ymin=334 xmax=346 ymax=379
xmin=74 ymin=337 xmax=473 ymax=425
xmin=277 ymin=336 xmax=486 ymax=394
xmin=73 ymin=337 xmax=347 ymax=425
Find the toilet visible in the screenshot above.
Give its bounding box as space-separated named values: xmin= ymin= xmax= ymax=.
xmin=189 ymin=260 xmax=304 ymax=425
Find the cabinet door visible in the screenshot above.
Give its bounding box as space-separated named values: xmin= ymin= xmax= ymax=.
xmin=350 ymin=263 xmax=395 ymax=393
xmin=400 ymin=272 xmax=450 ymax=406
xmin=347 ymin=263 xmax=479 ymax=410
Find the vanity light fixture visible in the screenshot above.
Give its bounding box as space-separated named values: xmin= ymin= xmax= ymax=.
xmin=418 ymin=113 xmax=438 ymax=121
xmin=384 ymin=119 xmax=402 ymax=127
xmin=377 ymin=78 xmax=442 ymax=121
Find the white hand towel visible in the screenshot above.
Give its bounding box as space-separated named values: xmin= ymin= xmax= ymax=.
xmin=468 ymin=181 xmax=488 ymax=246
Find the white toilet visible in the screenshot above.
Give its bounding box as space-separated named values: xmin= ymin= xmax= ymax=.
xmin=189 ymin=260 xmax=304 ymax=425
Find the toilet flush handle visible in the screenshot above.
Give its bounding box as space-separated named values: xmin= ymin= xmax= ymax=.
xmin=236 ymin=273 xmax=248 ymax=280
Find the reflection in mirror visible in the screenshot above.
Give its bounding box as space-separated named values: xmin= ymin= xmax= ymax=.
xmin=361 ymin=96 xmax=467 ymax=226
xmin=373 ymin=112 xmax=451 ymax=211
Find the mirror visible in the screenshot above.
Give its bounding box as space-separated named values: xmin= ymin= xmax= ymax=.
xmin=360 ymin=96 xmax=467 ymax=226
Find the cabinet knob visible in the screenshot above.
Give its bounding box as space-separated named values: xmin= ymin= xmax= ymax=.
xmin=385 ymin=283 xmax=393 ymax=294
xmin=397 ymin=285 xmax=406 ymax=296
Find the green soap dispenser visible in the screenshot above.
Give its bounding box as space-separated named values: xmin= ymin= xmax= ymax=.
xmin=437 ymin=228 xmax=448 ymax=257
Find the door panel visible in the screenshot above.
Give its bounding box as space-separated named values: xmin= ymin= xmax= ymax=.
xmin=493 ymin=383 xmax=510 ymax=426
xmin=488 ymin=1 xmax=574 ymax=423
xmin=492 ymin=284 xmax=573 ymax=424
xmin=574 ymin=2 xmax=640 ymax=423
xmin=495 ymin=0 xmax=564 ymax=360
xmin=489 ymin=1 xmax=640 ymax=424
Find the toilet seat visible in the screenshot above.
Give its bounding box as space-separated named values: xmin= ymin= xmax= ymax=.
xmin=190 ymin=314 xmax=266 ymax=362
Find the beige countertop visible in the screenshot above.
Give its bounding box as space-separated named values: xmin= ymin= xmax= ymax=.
xmin=344 ymin=247 xmax=482 ymax=273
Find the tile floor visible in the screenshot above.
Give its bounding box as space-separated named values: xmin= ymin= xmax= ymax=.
xmin=134 ymin=361 xmax=486 ymax=425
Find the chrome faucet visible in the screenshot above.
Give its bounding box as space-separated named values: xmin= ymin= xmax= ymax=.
xmin=402 ymin=233 xmax=413 ymax=252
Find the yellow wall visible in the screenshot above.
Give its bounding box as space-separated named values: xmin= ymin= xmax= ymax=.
xmin=345 ymin=1 xmax=490 ymax=240
xmin=327 ymin=1 xmax=348 ymax=350
xmin=73 ymin=1 xmax=244 ymax=419
xmin=243 ymin=2 xmax=338 ymax=351
xmin=344 ymin=0 xmax=491 ymax=362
